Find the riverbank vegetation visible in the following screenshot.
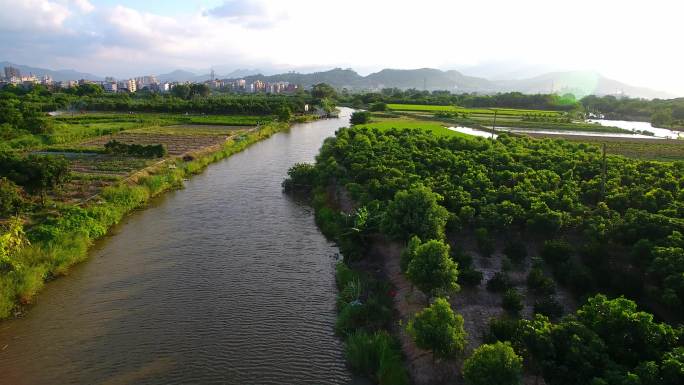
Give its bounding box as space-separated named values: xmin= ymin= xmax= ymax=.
xmin=284 ymin=123 xmax=684 ymax=384
xmin=581 ymin=95 xmax=684 ymax=129
xmin=0 ymin=83 xmax=326 ymax=319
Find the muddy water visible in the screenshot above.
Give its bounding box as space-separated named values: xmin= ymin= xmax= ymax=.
xmin=0 ymin=108 xmax=363 ymax=385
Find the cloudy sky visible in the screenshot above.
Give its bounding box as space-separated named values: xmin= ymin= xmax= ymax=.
xmin=1 ymin=0 xmax=683 ymax=94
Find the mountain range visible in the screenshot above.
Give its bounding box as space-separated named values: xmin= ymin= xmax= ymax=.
xmin=1 ymin=61 xmax=673 ymax=99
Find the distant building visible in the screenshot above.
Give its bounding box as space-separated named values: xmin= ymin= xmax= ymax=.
xmin=4 ymin=66 xmax=20 ymax=79
xmin=103 ymin=82 xmax=117 ymax=92
xmin=117 ymin=79 xmax=137 ymax=93
xmin=105 ymin=76 xmax=116 ymax=83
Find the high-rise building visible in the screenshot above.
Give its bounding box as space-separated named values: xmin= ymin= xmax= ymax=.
xmin=4 ymin=66 xmax=20 ymax=79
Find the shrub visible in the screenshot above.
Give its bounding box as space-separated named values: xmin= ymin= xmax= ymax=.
xmin=369 ymin=102 xmax=387 ymax=112
xmin=104 ymin=140 xmax=167 ymax=158
xmin=463 ymin=342 xmax=523 ymax=385
xmin=541 ymin=239 xmax=573 ymax=265
xmin=502 ymin=288 xmax=524 ymax=316
xmin=460 ymin=268 xmax=484 ymax=287
xmin=527 ymin=268 xmax=556 ymax=295
xmin=350 ymin=111 xmax=372 ymax=125
xmin=407 ymin=298 xmax=467 ymax=360
xmin=381 ymin=185 xmax=449 ymax=241
xmin=487 ymin=272 xmax=513 ymax=292
xmin=282 ymin=163 xmax=316 ymax=192
xmin=400 ymin=236 xmax=421 ymax=273
xmin=0 ymin=177 xmax=24 ymax=216
xmin=345 ymin=330 xmax=409 ymax=385
xmin=475 ymin=227 xmax=494 ymax=257
xmin=503 ymin=240 xmax=527 ymax=264
xmin=406 ymin=239 xmax=460 ymax=298
xmin=534 ymin=296 xmax=564 ymax=319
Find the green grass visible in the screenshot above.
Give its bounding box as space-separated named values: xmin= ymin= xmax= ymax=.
xmin=356 ymin=118 xmax=472 ymax=138
xmin=387 ymin=103 xmax=564 ymax=116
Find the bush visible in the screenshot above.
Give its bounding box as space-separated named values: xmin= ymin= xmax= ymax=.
xmin=487 ymin=272 xmax=513 ymax=293
xmin=502 ymin=288 xmax=524 ymax=316
xmin=350 ymin=111 xmax=372 ymax=125
xmin=407 ymin=298 xmax=467 ymax=360
xmin=369 ymin=102 xmax=387 ymax=112
xmin=475 ymin=227 xmax=494 ymax=257
xmin=282 ymin=163 xmax=316 ymax=192
xmin=526 ymin=268 xmax=556 ymax=295
xmin=460 ymin=268 xmax=484 ymax=287
xmin=463 ymin=341 xmax=523 ymax=385
xmin=345 ymin=330 xmax=409 ymax=385
xmin=406 ymin=239 xmax=459 ymax=298
xmin=503 ymin=240 xmax=527 ymax=264
xmin=104 ymin=140 xmax=167 ymax=158
xmin=400 ymin=236 xmax=421 ymax=273
xmin=534 ymin=295 xmax=564 ymax=319
xmin=380 ymin=184 xmax=449 ymax=241
xmin=0 ymin=177 xmax=24 ymax=216
xmin=541 ymin=239 xmax=573 ymax=265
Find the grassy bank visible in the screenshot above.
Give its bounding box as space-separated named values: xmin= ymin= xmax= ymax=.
xmin=0 ymin=122 xmax=287 ymax=319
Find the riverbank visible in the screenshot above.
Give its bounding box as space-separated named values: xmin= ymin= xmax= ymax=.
xmin=0 ymin=121 xmax=288 ymax=319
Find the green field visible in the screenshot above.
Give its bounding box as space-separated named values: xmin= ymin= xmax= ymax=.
xmin=386 ymin=103 xmax=564 ymax=117
xmin=355 ymin=118 xmax=472 ymax=138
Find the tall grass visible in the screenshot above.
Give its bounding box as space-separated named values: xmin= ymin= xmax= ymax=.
xmin=0 ymin=122 xmax=287 ymax=319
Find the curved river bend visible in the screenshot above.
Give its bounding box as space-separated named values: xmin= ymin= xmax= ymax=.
xmin=0 ymin=108 xmax=363 ymax=385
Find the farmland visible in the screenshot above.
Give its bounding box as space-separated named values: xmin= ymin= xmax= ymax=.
xmin=355 ymin=117 xmax=471 ymax=138
xmin=386 ymin=103 xmax=564 ymax=116
xmin=385 ymin=103 xmax=637 ymax=134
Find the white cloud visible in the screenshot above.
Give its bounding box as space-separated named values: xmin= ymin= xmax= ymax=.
xmin=2 ymin=0 xmax=683 ymax=95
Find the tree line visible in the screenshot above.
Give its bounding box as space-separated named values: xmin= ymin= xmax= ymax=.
xmin=285 ymin=125 xmax=683 ymax=384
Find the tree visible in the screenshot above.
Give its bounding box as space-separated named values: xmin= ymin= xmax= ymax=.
xmin=369 ymin=102 xmax=387 ymax=112
xmin=311 ymin=83 xmax=337 ymax=99
xmin=350 ymin=111 xmax=371 ymax=125
xmin=406 ymin=239 xmax=459 ymax=297
xmin=381 ymin=185 xmax=449 ymax=241
xmin=22 ymin=155 xmax=70 ymax=202
xmin=463 ymin=342 xmax=523 ymax=385
xmin=0 ymin=177 xmax=24 ymax=216
xmin=0 ymin=216 xmax=29 ymax=270
xmin=277 ymin=105 xmax=292 ymax=122
xmin=407 ymin=298 xmax=466 ymax=361
xmin=171 ymin=84 xmax=191 ymax=99
xmin=400 ymin=235 xmax=421 ymax=273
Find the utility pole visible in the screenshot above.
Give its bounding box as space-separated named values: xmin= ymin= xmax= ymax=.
xmin=492 ymin=110 xmax=497 ymax=139
xmin=423 ymin=77 xmax=426 ymax=91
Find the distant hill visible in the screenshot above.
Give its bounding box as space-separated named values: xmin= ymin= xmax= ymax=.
xmin=157 ymin=69 xmax=205 ymax=83
xmin=1 ymin=61 xmax=674 ymax=99
xmin=495 ymin=71 xmax=674 ymax=99
xmin=225 ymin=67 xmax=672 ymax=99
xmin=0 ymin=61 xmax=103 ymax=81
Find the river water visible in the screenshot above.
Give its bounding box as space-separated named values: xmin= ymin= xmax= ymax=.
xmin=0 ymin=108 xmax=362 ymax=385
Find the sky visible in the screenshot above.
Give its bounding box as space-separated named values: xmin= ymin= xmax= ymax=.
xmin=1 ymin=0 xmax=683 ymax=95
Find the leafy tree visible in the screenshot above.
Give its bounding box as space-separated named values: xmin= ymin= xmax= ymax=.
xmin=400 ymin=235 xmax=421 ymax=273
xmin=406 ymin=239 xmax=459 ymax=297
xmin=311 ymin=83 xmax=337 ymax=99
xmin=369 ymin=102 xmax=387 ymax=112
xmin=277 ymin=105 xmax=292 ymax=122
xmin=381 ymin=185 xmax=449 ymax=241
xmin=0 ymin=177 xmax=24 ymax=216
xmin=406 ymin=298 xmax=466 ymax=360
xmin=350 ymin=111 xmax=371 ymax=125
xmin=0 ymin=217 xmax=29 ymax=270
xmin=502 ymin=288 xmax=524 ymax=316
xmin=463 ymin=341 xmax=523 ymax=385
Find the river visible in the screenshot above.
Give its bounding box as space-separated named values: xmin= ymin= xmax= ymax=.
xmin=0 ymin=108 xmax=363 ymax=385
